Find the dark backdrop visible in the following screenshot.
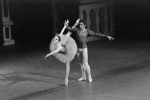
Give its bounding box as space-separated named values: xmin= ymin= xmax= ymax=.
xmin=114 ymin=0 xmax=150 ymax=40
xmin=8 ymin=0 xmax=79 ymax=45
xmin=6 ymin=0 xmax=150 ymax=46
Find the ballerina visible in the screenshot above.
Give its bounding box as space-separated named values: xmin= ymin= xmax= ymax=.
xmin=45 ymin=20 xmax=77 ymax=86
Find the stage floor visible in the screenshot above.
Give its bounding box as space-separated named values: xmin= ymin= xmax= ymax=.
xmin=0 ymin=40 xmax=150 ymax=100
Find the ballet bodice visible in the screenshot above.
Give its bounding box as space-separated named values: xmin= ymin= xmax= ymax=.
xmin=54 ymin=43 xmax=67 ymax=54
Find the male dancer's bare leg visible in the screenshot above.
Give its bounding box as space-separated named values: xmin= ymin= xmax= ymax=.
xmin=82 ymin=48 xmax=92 ymax=83
xmin=77 ymin=49 xmax=87 ymax=81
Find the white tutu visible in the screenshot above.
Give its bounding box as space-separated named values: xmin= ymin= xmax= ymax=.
xmin=50 ymin=34 xmax=77 ymax=63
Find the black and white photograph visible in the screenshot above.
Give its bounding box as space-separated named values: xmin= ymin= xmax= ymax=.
xmin=0 ymin=0 xmax=150 ymax=100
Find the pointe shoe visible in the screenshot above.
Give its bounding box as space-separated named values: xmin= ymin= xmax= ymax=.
xmin=65 ymin=79 xmax=68 ymax=86
xmin=78 ymin=77 xmax=86 ymax=81
xmin=88 ymin=78 xmax=93 ymax=83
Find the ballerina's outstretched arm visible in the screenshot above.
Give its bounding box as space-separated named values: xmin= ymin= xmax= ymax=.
xmin=45 ymin=44 xmax=62 ymax=59
xmin=60 ymin=19 xmax=72 ymax=44
xmin=59 ymin=20 xmax=69 ymax=36
xmin=65 ymin=19 xmax=79 ymax=33
xmin=45 ymin=20 xmax=69 ymax=59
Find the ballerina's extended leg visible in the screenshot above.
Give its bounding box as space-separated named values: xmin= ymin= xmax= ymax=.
xmin=65 ymin=62 xmax=70 ymax=86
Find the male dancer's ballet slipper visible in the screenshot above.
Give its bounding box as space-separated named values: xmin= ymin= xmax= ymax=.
xmin=88 ymin=77 xmax=93 ymax=83
xmin=78 ymin=77 xmax=86 ymax=81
